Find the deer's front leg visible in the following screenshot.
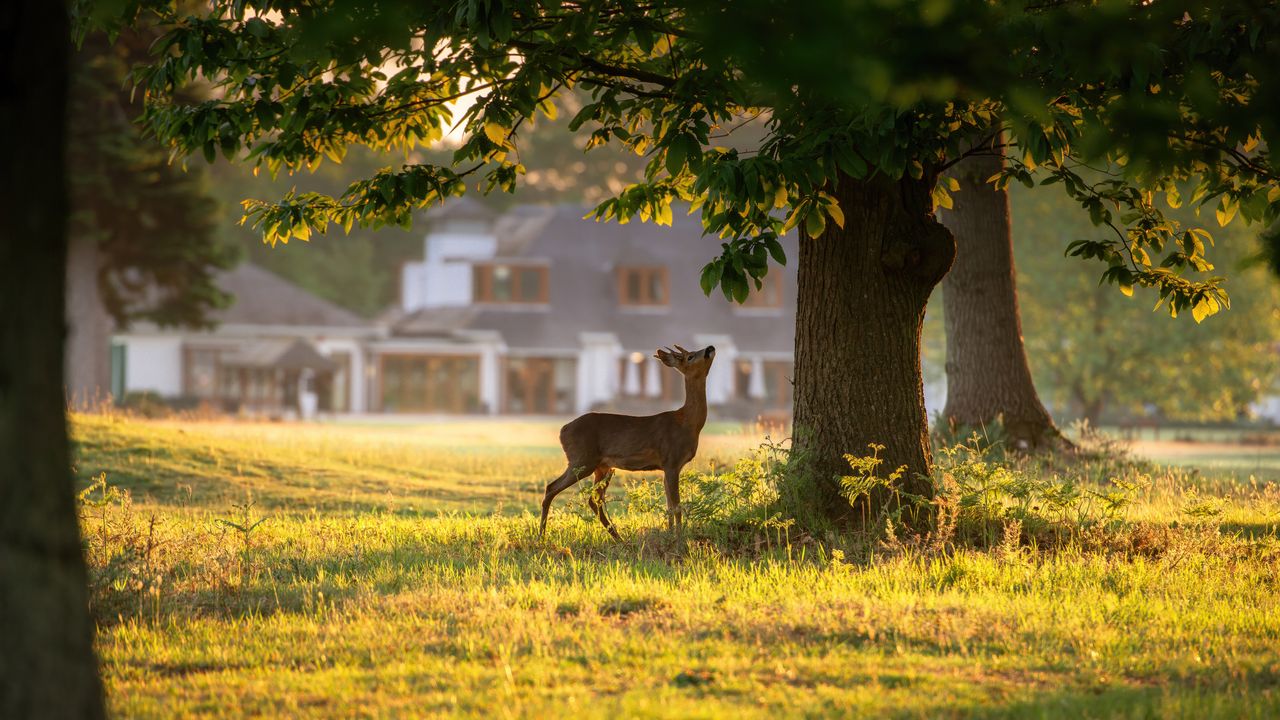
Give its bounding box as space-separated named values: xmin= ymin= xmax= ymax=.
xmin=662 ymin=467 xmax=682 ymax=531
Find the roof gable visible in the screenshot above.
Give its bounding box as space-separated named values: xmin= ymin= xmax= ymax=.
xmin=213 ymin=263 xmax=368 ymax=328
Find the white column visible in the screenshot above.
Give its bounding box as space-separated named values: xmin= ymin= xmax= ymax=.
xmin=748 ymin=357 xmax=767 ymax=399
xmin=576 ymin=333 xmax=622 ymax=413
xmin=349 ymin=349 xmax=366 ymax=413
xmin=644 ymin=357 xmax=662 ymax=397
xmin=479 ymin=343 xmax=502 ymax=414
xmin=623 ymin=357 xmax=641 ymax=395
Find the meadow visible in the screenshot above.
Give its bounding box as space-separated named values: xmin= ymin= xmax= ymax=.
xmin=71 ymin=413 xmax=1280 ymax=718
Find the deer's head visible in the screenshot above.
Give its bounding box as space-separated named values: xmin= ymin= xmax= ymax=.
xmin=654 ymin=344 xmax=715 ymax=379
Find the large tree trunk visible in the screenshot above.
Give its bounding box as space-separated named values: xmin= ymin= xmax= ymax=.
xmin=0 ymin=2 xmax=107 ymax=717
xmin=792 ymin=172 xmax=954 ymax=522
xmin=939 ymin=148 xmax=1059 ymax=448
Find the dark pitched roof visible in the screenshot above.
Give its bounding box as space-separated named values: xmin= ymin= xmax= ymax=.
xmin=221 ymin=339 xmax=338 ymax=371
xmin=213 ymin=263 xmax=368 ymax=328
xmin=394 ymin=203 xmax=797 ymax=354
xmin=393 ymin=306 xmax=480 ymax=336
xmin=424 ymin=196 xmax=496 ymax=223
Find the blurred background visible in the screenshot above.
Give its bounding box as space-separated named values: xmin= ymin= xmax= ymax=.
xmin=63 ymin=35 xmax=1280 ymax=437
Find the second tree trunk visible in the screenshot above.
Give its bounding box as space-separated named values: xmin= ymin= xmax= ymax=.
xmin=939 ymin=150 xmax=1059 ymax=448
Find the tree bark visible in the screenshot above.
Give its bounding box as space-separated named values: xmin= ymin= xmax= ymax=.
xmin=792 ymin=172 xmax=954 ymax=522
xmin=0 ymin=2 xmax=108 ymax=717
xmin=65 ymin=233 xmax=113 ymax=409
xmin=939 ymin=148 xmax=1059 ymax=448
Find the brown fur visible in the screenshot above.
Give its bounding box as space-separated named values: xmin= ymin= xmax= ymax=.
xmin=539 ymin=345 xmax=715 ymax=538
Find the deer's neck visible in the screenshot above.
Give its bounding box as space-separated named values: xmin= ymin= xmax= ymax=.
xmin=679 ymin=374 xmax=708 ymax=432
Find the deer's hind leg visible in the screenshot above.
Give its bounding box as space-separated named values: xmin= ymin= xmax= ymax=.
xmin=540 ymin=462 xmax=595 ymax=537
xmin=587 ymin=466 xmax=621 ymax=540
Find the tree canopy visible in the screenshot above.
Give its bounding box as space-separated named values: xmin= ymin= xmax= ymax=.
xmin=92 ymin=0 xmax=1280 ymax=318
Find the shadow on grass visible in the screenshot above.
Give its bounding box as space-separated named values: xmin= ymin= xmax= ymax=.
xmin=1220 ymin=521 xmax=1280 ymax=540
xmin=88 ymin=515 xmax=706 ymax=628
xmin=957 ymin=679 xmax=1280 ymax=720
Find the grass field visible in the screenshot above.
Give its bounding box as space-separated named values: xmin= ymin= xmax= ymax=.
xmin=71 ymin=414 xmax=1280 ymax=718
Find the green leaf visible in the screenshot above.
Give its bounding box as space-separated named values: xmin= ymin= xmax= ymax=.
xmin=1215 ymin=197 xmax=1238 ymax=227
xmin=1191 ymin=295 xmax=1220 ymax=323
xmin=731 ymin=274 xmax=749 ymax=303
xmin=483 ymin=121 xmax=507 ymax=146
xmin=825 ymin=200 xmax=845 ymax=229
xmin=765 ymin=235 xmax=787 ymax=266
xmin=804 ymin=209 xmax=827 ymax=239
xmin=699 ymin=261 xmax=722 ymax=296
xmin=665 ymin=138 xmax=687 ymax=177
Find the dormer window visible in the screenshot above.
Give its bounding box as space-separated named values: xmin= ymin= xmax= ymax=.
xmin=617 ymin=266 xmax=668 ymax=306
xmin=473 ymin=263 xmax=548 ymax=304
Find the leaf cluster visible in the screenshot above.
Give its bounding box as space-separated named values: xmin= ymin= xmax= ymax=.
xmin=80 ymin=0 xmax=1280 ymax=315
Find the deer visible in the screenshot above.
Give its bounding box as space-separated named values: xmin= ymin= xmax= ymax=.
xmin=539 ymin=344 xmax=715 ymax=539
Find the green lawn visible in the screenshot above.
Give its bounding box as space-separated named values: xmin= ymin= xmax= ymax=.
xmin=72 ymin=414 xmax=1280 ymax=718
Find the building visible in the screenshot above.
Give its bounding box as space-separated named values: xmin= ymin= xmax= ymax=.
xmin=110 ymin=200 xmax=799 ymax=418
xmin=111 ymin=263 xmax=374 ymax=417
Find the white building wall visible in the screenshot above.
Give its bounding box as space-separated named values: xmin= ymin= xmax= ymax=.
xmin=117 ymin=335 xmax=183 ymax=396
xmin=576 ymin=333 xmax=622 ymax=413
xmin=1251 ymin=395 xmax=1280 ymax=424
xmin=401 ymin=262 xmax=429 ymax=311
xmin=422 ymin=262 xmax=473 ymax=308
xmin=400 ymin=228 xmax=499 ymax=311
xmin=425 ymin=232 xmax=496 ymax=263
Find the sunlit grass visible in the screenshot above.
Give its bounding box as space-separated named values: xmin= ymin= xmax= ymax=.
xmin=71 ymin=414 xmax=767 ymax=515
xmin=72 ymin=414 xmax=1280 ymax=719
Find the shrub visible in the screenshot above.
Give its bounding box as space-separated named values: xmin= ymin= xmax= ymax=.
xmin=616 ymin=438 xmax=796 ymax=547
xmin=929 ymin=436 xmax=1147 ymax=549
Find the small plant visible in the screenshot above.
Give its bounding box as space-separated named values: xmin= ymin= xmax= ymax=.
xmin=1180 ymin=488 xmax=1226 ymax=523
xmin=216 ymin=498 xmax=269 ymax=546
xmin=78 ymin=471 xmax=126 ymax=551
xmin=839 ymin=444 xmax=928 ymax=533
xmin=215 ymin=498 xmax=269 ymax=584
xmin=77 ymin=473 xmax=166 ymax=619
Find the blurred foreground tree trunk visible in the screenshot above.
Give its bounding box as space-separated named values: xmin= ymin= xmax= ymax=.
xmin=939 ymin=144 xmax=1060 ymax=449
xmin=0 ymin=1 xmax=107 ymax=717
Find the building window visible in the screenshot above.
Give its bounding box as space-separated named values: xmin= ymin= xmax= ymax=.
xmin=738 ymin=273 xmax=783 ymax=309
xmin=617 ymin=266 xmax=668 ymax=306
xmin=379 ymin=354 xmax=481 ymax=413
xmin=734 ymin=360 xmax=793 ymax=408
xmin=473 ymin=263 xmax=548 ymax=304
xmin=183 ymin=347 xmax=223 ymax=399
xmin=504 ymin=357 xmax=576 ymax=414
